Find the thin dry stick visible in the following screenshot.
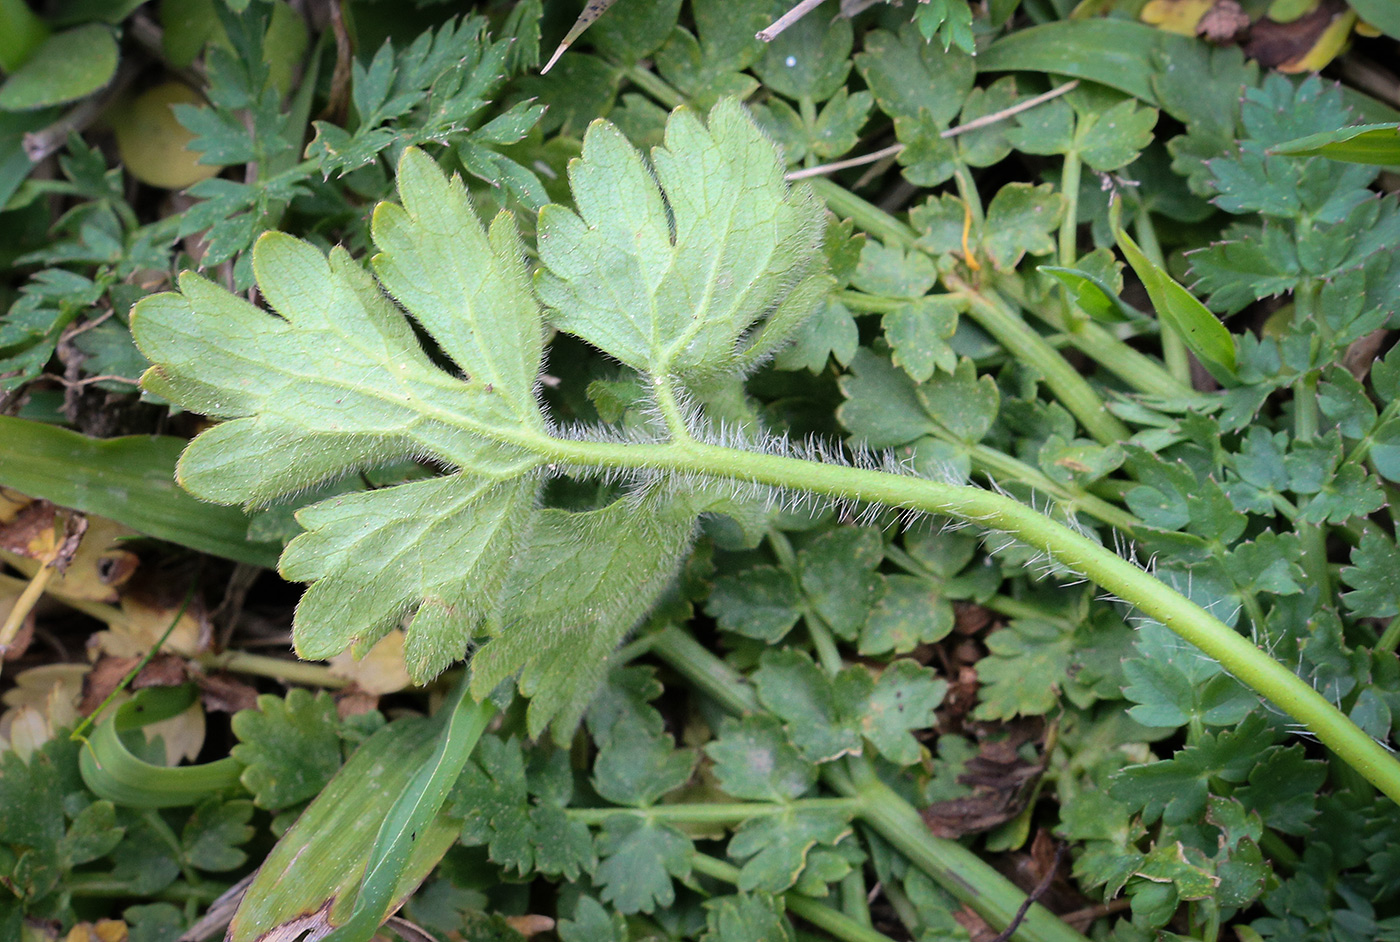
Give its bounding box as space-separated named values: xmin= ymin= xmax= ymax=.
xmin=542 ymin=0 xmax=620 ymax=74
xmin=786 ymin=78 xmax=1080 ymax=181
xmin=23 ymin=60 xmax=140 ymax=163
xmin=987 ymin=844 xmax=1064 ymax=942
xmin=758 ymin=0 xmax=828 ymax=41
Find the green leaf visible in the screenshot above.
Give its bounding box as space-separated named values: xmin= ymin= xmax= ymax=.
xmin=282 ymin=475 xmax=537 ymax=678
xmin=860 ymin=573 xmax=955 ymax=656
xmin=705 ymin=715 xmax=817 ymax=802
xmin=753 ymin=650 xmax=863 ymax=763
xmin=471 ymin=491 xmax=699 ymax=739
xmin=1111 ymin=715 xmax=1272 ymax=825
xmin=558 ymin=897 xmax=629 ymax=942
xmin=1115 ymin=219 xmax=1236 ymax=378
xmin=60 ymin=801 xmax=123 ymax=867
xmin=536 ymin=99 xmax=830 ymax=382
xmin=798 ymin=527 xmax=885 ymax=642
xmin=983 ymin=182 xmax=1065 ymax=270
xmin=754 ymin=650 xmax=944 ymax=765
xmin=882 ymin=296 xmax=961 ymax=381
xmin=859 ymin=660 xmax=947 ymax=765
xmin=134 ymin=146 xmax=551 ymax=681
xmin=700 ymin=893 xmax=794 ymax=942
xmin=772 ymin=298 xmax=858 ymax=373
xmin=1341 ymin=529 xmax=1400 ymax=619
xmin=452 ymin=735 xmax=595 ymax=879
xmin=588 ymin=0 xmax=681 ymax=66
xmin=227 ymin=714 xmax=462 ymax=942
xmin=852 ymin=240 xmax=937 ymax=299
xmin=593 ymin=723 xmax=696 ymax=808
xmin=0 ymin=24 xmax=118 ymax=110
xmin=1121 ymin=622 xmax=1254 ymax=729
xmin=181 ymin=799 xmax=255 ymax=871
xmin=1073 ymin=97 xmax=1158 ymax=172
xmin=978 ymin=21 xmax=1195 ymax=107
xmin=973 ymin=618 xmax=1073 ymax=720
xmin=1232 ymin=744 xmax=1325 ymax=836
xmin=594 ymin=815 xmax=693 ymax=915
xmin=1350 ymin=0 xmax=1400 ymax=38
xmin=956 ymin=77 xmax=1019 ymax=167
xmin=1039 ymin=266 xmax=1139 ymax=323
xmin=706 ymin=565 xmax=803 ymax=643
xmin=840 ymin=349 xmax=1000 ymax=452
xmin=231 ymin=690 xmax=347 ymax=812
xmin=1007 ymin=96 xmax=1075 ymax=156
xmin=729 ymin=809 xmax=851 ymax=893
xmin=854 ymin=24 xmax=975 ymax=128
xmin=1270 ymin=122 xmax=1400 ymax=167
xmin=753 ymin=13 xmax=852 ymax=103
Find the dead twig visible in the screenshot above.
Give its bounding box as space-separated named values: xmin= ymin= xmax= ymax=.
xmin=786 ymin=79 xmax=1080 ymax=181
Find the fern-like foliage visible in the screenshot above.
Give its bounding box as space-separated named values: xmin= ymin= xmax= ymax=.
xmin=131 ymin=99 xmax=829 ymax=736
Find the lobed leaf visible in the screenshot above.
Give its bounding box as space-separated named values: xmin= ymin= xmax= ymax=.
xmin=133 ymin=148 xmax=552 ymax=683
xmin=536 ymin=99 xmax=831 ymax=383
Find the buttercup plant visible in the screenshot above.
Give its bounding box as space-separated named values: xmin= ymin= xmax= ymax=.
xmin=131 ymin=98 xmax=1400 ymax=806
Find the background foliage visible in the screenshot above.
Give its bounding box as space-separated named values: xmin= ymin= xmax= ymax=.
xmin=2 ymin=1 xmax=1400 ymax=941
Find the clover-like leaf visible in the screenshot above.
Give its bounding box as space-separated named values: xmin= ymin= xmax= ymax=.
xmin=536 ymin=98 xmax=831 ymax=383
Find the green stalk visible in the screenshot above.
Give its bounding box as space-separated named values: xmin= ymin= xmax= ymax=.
xmin=832 ymin=760 xmax=1086 ymax=942
xmin=1292 ymin=364 xmax=1332 ymax=601
xmin=625 ymin=64 xmax=686 ymax=109
xmin=1057 ymin=149 xmax=1082 ymax=269
xmin=840 ymin=870 xmax=874 ymax=929
xmin=563 ymin=436 xmax=1400 ymax=805
xmin=567 ymin=798 xmax=863 ymax=826
xmin=993 ymin=273 xmax=1189 ymax=399
xmin=951 ymin=279 xmax=1131 ymax=446
xmin=648 ymin=632 xmax=1091 ymax=942
xmin=692 ymin=854 xmax=898 ymax=942
xmin=1377 ymin=615 xmax=1400 ymax=656
xmin=806 ymin=178 xmax=1129 ymax=446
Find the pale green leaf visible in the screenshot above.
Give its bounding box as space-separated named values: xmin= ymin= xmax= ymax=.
xmin=470 ymin=491 xmax=699 ymax=738
xmin=132 ymin=147 xmax=552 ymax=682
xmin=536 ymin=99 xmax=830 ymax=382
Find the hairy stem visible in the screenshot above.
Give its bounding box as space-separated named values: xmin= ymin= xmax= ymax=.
xmin=565 ymin=436 xmax=1400 ymax=805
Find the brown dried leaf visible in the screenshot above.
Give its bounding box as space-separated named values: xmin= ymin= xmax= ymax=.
xmin=197 ymin=672 xmax=260 ymax=714
xmin=1197 ymin=0 xmax=1251 ymax=41
xmin=0 ymin=500 xmax=87 ymax=571
xmin=79 ymin=656 xmax=141 ymax=715
xmin=335 ymin=687 xmax=381 ymax=720
xmin=920 ymin=724 xmax=1046 ymax=838
xmin=1244 ymin=0 xmax=1346 ymax=68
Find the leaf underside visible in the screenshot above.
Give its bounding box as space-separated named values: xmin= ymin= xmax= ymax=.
xmin=132 ymin=99 xmax=830 ymax=735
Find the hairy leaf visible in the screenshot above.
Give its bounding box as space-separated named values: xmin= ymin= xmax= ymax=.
xmin=536 ymin=99 xmax=830 ymax=383
xmin=133 ymin=147 xmax=552 ymax=681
